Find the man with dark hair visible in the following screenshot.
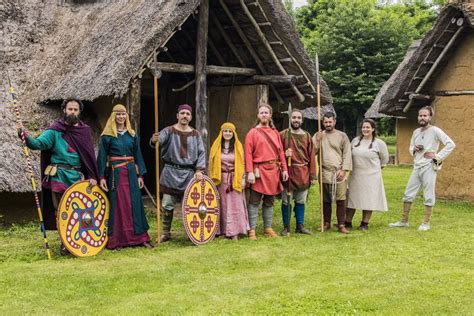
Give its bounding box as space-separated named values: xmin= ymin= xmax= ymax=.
xmin=312 ymin=112 xmax=352 ymax=234
xmin=389 ymin=106 xmax=455 ymax=231
xmin=19 ymin=98 xmax=98 ymax=254
xmin=245 ymin=103 xmax=288 ymax=240
xmin=150 ymin=104 xmax=206 ymax=242
xmin=280 ymin=109 xmax=317 ymax=235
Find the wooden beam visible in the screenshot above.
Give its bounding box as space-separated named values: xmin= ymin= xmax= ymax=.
xmin=218 ymin=0 xmax=284 ymax=104
xmin=129 ymin=78 xmax=141 ymax=134
xmin=403 ymin=26 xmax=465 ymax=113
xmin=253 ymin=75 xmax=297 ymax=84
xmin=187 ymin=19 xmax=227 ymax=66
xmin=409 ymin=93 xmax=434 ymax=101
xmin=150 ymin=62 xmax=257 ymax=76
xmin=196 ymin=0 xmax=210 ymax=149
xmin=435 ymin=90 xmax=474 ymax=96
xmin=239 ymin=0 xmax=304 ymax=102
xmin=210 ymin=11 xmax=247 ymax=68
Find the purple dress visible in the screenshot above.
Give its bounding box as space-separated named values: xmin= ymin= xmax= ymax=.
xmin=217 ymin=151 xmax=249 ymax=237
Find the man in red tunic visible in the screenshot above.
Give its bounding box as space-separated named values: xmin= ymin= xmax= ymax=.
xmin=245 ymin=103 xmax=288 ymax=240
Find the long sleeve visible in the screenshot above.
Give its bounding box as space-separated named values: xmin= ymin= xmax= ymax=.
xmin=26 ymin=129 xmax=55 ymax=151
xmin=341 ymin=134 xmax=352 ymax=171
xmin=377 ymin=139 xmax=390 ymax=167
xmin=276 ymin=131 xmax=288 ymax=172
xmin=244 ymin=131 xmax=255 ymax=173
xmin=133 ymin=136 xmax=147 ymax=176
xmin=435 ymin=128 xmax=455 ymax=162
xmin=308 ymin=135 xmax=317 ymax=180
xmin=196 ymin=135 xmax=206 ymax=171
xmin=408 ymin=132 xmax=416 ymax=157
xmin=97 ymin=136 xmax=109 ymax=179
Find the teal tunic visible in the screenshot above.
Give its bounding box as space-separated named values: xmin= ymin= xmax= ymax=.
xmin=97 ymin=132 xmax=149 ymax=236
xmin=26 ymin=129 xmax=82 ymax=191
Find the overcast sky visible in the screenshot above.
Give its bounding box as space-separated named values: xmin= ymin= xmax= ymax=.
xmin=293 ymin=0 xmax=307 ymax=8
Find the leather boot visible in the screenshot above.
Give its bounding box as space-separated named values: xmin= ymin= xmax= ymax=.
xmin=248 ymin=229 xmax=257 ymax=240
xmin=264 ymin=227 xmax=278 ymax=237
xmin=295 ymin=224 xmax=312 ymax=235
xmin=281 ymin=226 xmax=290 ymax=237
xmin=160 ymin=209 xmax=173 ymax=243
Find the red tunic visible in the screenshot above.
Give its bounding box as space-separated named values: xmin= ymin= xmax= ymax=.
xmin=244 ymin=126 xmax=288 ymax=195
xmin=280 ymin=129 xmax=317 ymax=191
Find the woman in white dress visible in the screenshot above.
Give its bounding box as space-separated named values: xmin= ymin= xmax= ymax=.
xmin=346 ymin=119 xmax=389 ymax=231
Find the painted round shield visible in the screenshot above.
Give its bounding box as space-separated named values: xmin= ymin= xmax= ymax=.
xmin=182 ymin=175 xmax=220 ymax=245
xmin=57 ymin=181 xmax=110 ymax=257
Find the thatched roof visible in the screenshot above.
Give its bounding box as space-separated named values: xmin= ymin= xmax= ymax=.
xmin=1 ymin=0 xmax=332 ymax=192
xmin=366 ymin=2 xmax=474 ymax=118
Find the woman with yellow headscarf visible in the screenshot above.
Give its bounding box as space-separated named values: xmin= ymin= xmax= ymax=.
xmin=209 ymin=122 xmax=249 ymax=240
xmin=97 ymin=104 xmax=152 ymax=249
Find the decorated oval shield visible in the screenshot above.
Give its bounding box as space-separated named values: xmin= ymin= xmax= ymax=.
xmin=182 ymin=175 xmax=220 ymax=245
xmin=57 ymin=181 xmax=110 ymax=257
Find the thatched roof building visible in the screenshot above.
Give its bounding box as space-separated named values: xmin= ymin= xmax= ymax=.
xmin=1 ymin=0 xmax=333 ymax=193
xmin=366 ymin=2 xmax=474 ymax=118
xmin=365 ymin=1 xmax=474 ymax=201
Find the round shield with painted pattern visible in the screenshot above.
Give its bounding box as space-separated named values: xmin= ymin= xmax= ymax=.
xmin=182 ymin=175 xmax=220 ymax=245
xmin=57 ymin=181 xmax=110 ymax=257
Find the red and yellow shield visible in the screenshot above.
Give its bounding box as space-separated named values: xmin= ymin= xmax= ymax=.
xmin=182 ymin=175 xmax=220 ymax=245
xmin=57 ymin=181 xmax=110 ymax=257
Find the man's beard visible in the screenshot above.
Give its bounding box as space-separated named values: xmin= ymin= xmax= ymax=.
xmin=290 ymin=122 xmax=301 ymax=130
xmin=418 ymin=119 xmax=429 ymax=127
xmin=64 ymin=114 xmax=80 ymax=126
xmin=324 ymin=125 xmax=334 ymax=132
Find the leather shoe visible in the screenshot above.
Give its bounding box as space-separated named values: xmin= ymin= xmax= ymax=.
xmin=143 ymin=241 xmax=154 ymax=249
xmin=338 ymin=225 xmax=349 ymax=234
xmin=295 ymin=224 xmax=312 ymax=235
xmin=281 ymin=226 xmax=290 ymax=237
xmin=323 ymin=222 xmax=331 ymax=232
xmin=159 ymin=233 xmax=171 ymax=243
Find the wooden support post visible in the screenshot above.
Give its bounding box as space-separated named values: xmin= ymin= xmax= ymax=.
xmin=256 ymin=84 xmax=269 ymax=106
xmin=129 ymin=78 xmax=141 ymax=134
xmin=196 ymin=0 xmax=209 ymax=149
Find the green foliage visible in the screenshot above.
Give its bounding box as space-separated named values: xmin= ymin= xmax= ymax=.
xmin=296 ymin=0 xmax=438 ymax=138
xmin=1 ymin=166 xmax=473 ymax=314
xmin=282 ymin=0 xmax=296 ymax=20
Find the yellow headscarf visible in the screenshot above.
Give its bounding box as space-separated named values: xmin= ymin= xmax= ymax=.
xmin=101 ymin=104 xmax=136 ymax=137
xmin=209 ymin=122 xmax=244 ymax=192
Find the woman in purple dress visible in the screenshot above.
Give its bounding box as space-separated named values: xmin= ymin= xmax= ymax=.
xmin=209 ymin=122 xmax=249 ymax=240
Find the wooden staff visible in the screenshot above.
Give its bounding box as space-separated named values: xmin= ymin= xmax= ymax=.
xmin=7 ymin=74 xmax=52 ymax=260
xmin=153 ymin=55 xmax=161 ymax=244
xmin=315 ymin=55 xmax=324 ymax=232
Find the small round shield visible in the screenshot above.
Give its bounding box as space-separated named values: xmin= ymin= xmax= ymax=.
xmin=57 ymin=181 xmax=110 ymax=257
xmin=182 ymin=175 xmax=220 ymax=245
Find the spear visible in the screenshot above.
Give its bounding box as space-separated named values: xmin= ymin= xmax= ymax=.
xmin=153 ymin=54 xmax=162 ymax=245
xmin=315 ymin=54 xmax=324 ymax=233
xmin=286 ymin=102 xmax=292 ymax=235
xmin=7 ymin=73 xmax=52 ymax=260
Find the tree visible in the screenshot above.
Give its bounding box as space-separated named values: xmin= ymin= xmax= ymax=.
xmin=296 ymin=0 xmax=438 ymax=137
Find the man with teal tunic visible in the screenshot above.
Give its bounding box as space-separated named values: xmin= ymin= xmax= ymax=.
xmin=20 ymin=99 xmax=98 ymax=254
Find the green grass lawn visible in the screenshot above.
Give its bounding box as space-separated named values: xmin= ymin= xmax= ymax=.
xmin=1 ymin=166 xmax=473 ymax=314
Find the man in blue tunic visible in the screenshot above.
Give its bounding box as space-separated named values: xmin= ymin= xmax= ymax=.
xmin=150 ymin=104 xmax=206 ymax=242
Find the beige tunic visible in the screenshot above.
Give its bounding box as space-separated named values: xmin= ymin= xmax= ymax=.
xmin=347 ymin=137 xmax=389 ymax=211
xmin=314 ymin=130 xmax=352 ymax=184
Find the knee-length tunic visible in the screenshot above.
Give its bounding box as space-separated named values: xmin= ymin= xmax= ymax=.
xmin=97 ymin=132 xmax=150 ymax=249
xmin=347 ymin=137 xmax=389 ymax=211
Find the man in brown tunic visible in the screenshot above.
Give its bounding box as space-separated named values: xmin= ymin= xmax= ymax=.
xmin=313 ymin=112 xmax=352 ymax=233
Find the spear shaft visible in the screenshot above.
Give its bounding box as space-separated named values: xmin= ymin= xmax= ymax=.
xmin=7 ymin=74 xmax=52 ymax=260
xmin=315 ymin=55 xmax=324 ymax=233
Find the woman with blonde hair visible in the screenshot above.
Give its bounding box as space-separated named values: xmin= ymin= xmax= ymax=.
xmin=210 ymin=122 xmax=249 ymax=240
xmin=97 ymin=104 xmax=152 ymax=249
